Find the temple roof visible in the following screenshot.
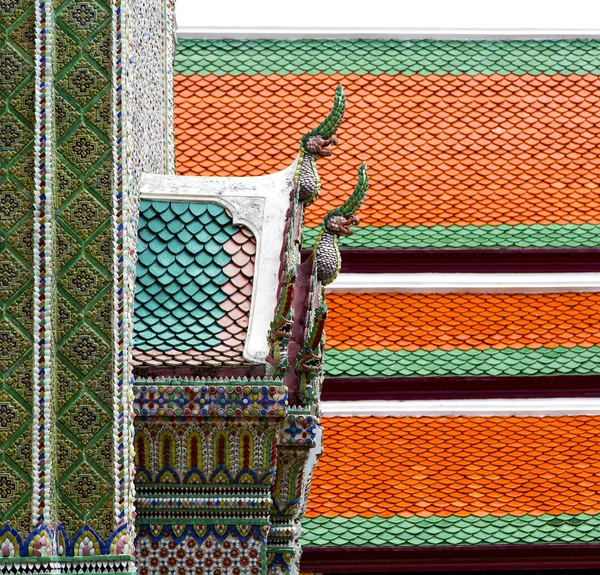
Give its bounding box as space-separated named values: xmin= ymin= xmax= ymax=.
xmin=324 ymin=292 xmax=600 ymax=378
xmin=167 ymin=37 xmax=600 ymax=562
xmin=302 ymin=416 xmax=600 ymax=547
xmin=174 ymin=39 xmax=600 ymax=249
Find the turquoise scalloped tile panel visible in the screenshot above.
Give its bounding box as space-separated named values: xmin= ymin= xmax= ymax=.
xmin=134 ymin=200 xmax=238 ymax=352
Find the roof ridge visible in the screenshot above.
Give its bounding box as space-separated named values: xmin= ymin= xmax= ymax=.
xmin=177 ymin=27 xmax=600 ymax=40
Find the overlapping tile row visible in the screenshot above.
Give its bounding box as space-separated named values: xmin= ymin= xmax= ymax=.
xmin=325 ymin=346 xmax=600 ymax=379
xmin=174 ymin=72 xmax=600 ymax=230
xmin=302 ymin=223 xmax=600 ymax=249
xmin=302 ymin=513 xmax=600 ymax=547
xmin=133 ymin=200 xmax=255 ymax=367
xmin=174 ymin=40 xmax=600 ymax=249
xmin=327 ymin=292 xmax=600 ymax=351
xmin=175 ymin=39 xmax=600 ymax=76
xmin=324 ymin=292 xmax=600 ymax=378
xmin=302 ymin=416 xmax=600 ymax=546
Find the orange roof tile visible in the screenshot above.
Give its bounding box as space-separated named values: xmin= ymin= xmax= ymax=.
xmin=307 ymin=416 xmax=600 ymax=518
xmin=325 ymin=292 xmax=600 ymax=352
xmin=175 ymin=73 xmax=600 ymax=229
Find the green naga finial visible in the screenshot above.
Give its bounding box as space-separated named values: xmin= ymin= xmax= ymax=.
xmin=313 ymin=163 xmax=368 ymax=286
xmin=295 ymin=85 xmax=346 ymax=206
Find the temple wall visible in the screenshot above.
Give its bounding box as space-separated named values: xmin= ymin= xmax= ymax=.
xmin=0 ymin=0 xmax=175 ymax=571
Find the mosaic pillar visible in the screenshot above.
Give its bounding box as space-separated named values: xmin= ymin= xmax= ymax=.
xmin=267 ymin=410 xmax=318 ymax=575
xmin=133 ymin=381 xmax=289 ymax=575
xmin=0 ymin=0 xmax=174 ymax=571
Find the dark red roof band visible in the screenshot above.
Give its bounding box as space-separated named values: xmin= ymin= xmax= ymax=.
xmin=299 ymin=248 xmax=600 ymax=273
xmin=321 ymin=375 xmax=600 ymax=401
xmin=132 ymin=372 xmax=600 ymax=398
xmin=300 ymin=544 xmax=600 ymax=572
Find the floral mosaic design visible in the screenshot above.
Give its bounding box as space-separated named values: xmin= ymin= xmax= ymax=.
xmin=137 ymin=531 xmax=264 ymax=575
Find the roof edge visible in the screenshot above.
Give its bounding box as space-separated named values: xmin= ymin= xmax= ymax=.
xmin=300 ymin=543 xmax=600 ymax=572
xmin=321 ymin=397 xmax=600 ymax=417
xmin=176 ymin=26 xmax=600 ymax=40
xmin=321 ymin=374 xmax=600 ymax=401
xmin=312 ymin=248 xmax=600 ymax=274
xmin=327 ymin=272 xmax=600 ymax=294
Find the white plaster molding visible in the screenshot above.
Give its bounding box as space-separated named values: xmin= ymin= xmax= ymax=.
xmin=327 ymin=272 xmax=600 ymax=294
xmin=321 ymin=398 xmax=600 ymax=417
xmin=140 ymin=162 xmax=297 ymax=363
xmin=177 ymin=26 xmax=600 ymax=40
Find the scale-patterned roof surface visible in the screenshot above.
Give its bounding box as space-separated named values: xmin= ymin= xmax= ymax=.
xmin=302 ymin=416 xmax=600 ymax=546
xmin=134 ymin=200 xmax=255 ymax=367
xmin=324 ymin=292 xmax=600 ymax=378
xmin=174 ymin=39 xmax=600 ymax=249
xmin=169 ymin=39 xmax=600 ymax=555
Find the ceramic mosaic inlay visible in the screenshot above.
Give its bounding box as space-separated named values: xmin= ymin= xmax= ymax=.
xmin=0 ymin=0 xmax=36 ymax=537
xmin=1 ymin=0 xmax=175 ymax=568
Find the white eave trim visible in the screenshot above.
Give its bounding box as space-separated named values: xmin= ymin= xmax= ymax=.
xmin=177 ymin=26 xmax=600 ymax=40
xmin=326 ymin=272 xmax=600 ymax=294
xmin=321 ymin=398 xmax=600 ymax=417
xmin=139 ymin=163 xmax=297 ymax=364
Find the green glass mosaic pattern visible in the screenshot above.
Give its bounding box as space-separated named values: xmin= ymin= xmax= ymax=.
xmin=303 ymin=223 xmax=600 ymax=249
xmin=0 ymin=0 xmax=35 ymax=536
xmin=301 ymin=513 xmax=600 ymax=547
xmin=175 ymin=39 xmax=600 ymax=77
xmin=53 ymin=0 xmax=114 ymax=537
xmin=325 ymin=346 xmax=600 ymax=378
xmin=134 ymin=200 xmax=243 ymax=355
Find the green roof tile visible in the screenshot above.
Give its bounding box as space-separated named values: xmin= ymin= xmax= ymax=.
xmin=176 ymin=39 xmax=600 ymax=77
xmin=302 ymin=223 xmax=600 ymax=249
xmin=301 ymin=513 xmax=600 ymax=547
xmin=324 ymin=346 xmax=600 ymax=378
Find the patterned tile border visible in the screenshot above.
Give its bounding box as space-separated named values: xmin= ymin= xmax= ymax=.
xmin=32 ymin=0 xmax=56 ymax=529
xmin=325 ymin=346 xmax=600 ymax=379
xmin=132 ymin=380 xmax=288 ymax=418
xmin=303 ymin=224 xmax=600 ymax=249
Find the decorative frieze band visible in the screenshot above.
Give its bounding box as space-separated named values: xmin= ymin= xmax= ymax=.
xmin=133 ymin=380 xmax=288 ymax=418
